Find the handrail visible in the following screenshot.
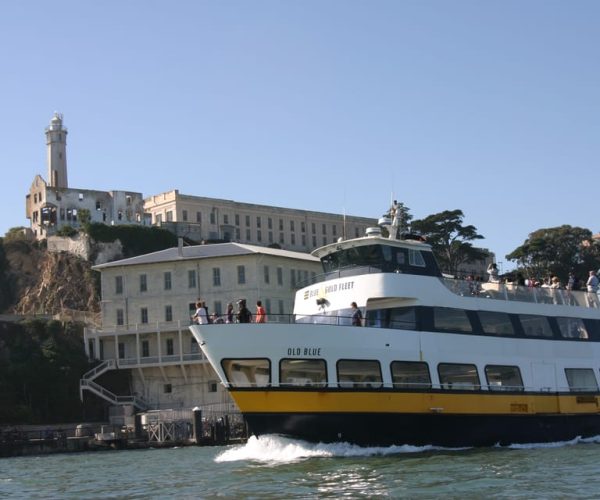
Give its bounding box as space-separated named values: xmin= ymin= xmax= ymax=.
xmin=442 ymin=277 xmax=600 ymax=309
xmin=81 ymin=359 xmax=116 ymax=381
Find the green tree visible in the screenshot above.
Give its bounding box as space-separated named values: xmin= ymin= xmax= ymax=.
xmin=506 ymin=225 xmax=600 ymax=282
xmin=411 ymin=209 xmax=489 ymax=275
xmin=3 ymin=227 xmax=28 ymax=242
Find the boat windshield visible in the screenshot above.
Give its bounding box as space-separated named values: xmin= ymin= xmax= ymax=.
xmin=321 ymin=243 xmax=440 ymax=277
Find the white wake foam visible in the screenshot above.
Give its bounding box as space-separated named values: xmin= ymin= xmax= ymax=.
xmin=215 ymin=434 xmax=448 ymax=464
xmin=503 ymin=434 xmax=600 ymax=450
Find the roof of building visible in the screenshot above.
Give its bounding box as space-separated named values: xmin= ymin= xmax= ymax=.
xmin=92 ymin=242 xmax=320 ymax=270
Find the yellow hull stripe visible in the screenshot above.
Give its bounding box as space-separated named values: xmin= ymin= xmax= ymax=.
xmin=229 ymin=390 xmax=600 ymax=415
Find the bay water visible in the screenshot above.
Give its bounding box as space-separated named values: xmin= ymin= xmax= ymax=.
xmin=2 ymin=435 xmax=600 ymax=498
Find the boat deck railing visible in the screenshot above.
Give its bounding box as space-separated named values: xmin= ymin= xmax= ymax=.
xmin=442 ymin=278 xmax=600 ymax=309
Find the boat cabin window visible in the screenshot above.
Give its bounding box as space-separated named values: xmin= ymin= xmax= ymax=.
xmin=221 ymin=359 xmax=271 ymax=388
xmin=485 ymin=365 xmax=524 ymax=391
xmin=365 ymin=307 xmax=417 ymax=330
xmin=391 ymin=361 xmax=431 ymax=389
xmin=556 ymin=317 xmax=589 ymax=339
xmin=477 ymin=311 xmax=516 ymax=336
xmin=320 ymin=244 xmax=440 ymax=277
xmin=518 ymin=315 xmax=554 ymax=338
xmin=336 ymin=360 xmax=382 ymax=389
xmin=280 ymin=359 xmax=327 ymax=387
xmin=564 ymin=368 xmax=599 ymax=392
xmin=438 ymin=363 xmax=480 ymax=390
xmin=433 ymin=308 xmax=472 ymax=333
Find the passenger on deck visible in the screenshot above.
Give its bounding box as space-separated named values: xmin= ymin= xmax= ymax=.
xmin=351 ymin=302 xmax=363 ymax=326
xmin=586 ymin=271 xmax=599 ymax=293
xmin=487 ymin=263 xmax=499 ymax=283
xmin=237 ymin=299 xmax=252 ymax=323
xmin=192 ymin=300 xmax=208 ymax=324
xmin=225 ymin=302 xmax=234 ymax=323
xmin=255 ymin=300 xmax=267 ymax=323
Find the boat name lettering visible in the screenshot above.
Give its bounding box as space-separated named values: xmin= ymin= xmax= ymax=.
xmin=305 ymin=281 xmax=355 ymax=299
xmin=287 ymin=347 xmax=322 ymax=356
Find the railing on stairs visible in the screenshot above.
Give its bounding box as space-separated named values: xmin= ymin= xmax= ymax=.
xmin=80 ymin=379 xmax=148 ymax=410
xmin=80 ymin=359 xmax=148 ymax=410
xmin=82 ymin=359 xmax=116 ymax=382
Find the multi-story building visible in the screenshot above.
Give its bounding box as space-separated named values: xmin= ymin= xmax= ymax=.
xmin=26 ymin=113 xmax=148 ymax=239
xmin=82 ymin=241 xmax=321 ymax=410
xmin=144 ymin=190 xmax=375 ymax=252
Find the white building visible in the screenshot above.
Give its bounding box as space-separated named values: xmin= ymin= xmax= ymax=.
xmin=144 ymin=190 xmax=375 ymax=252
xmin=26 ymin=113 xmax=148 ymax=239
xmin=82 ymin=241 xmax=321 ymax=410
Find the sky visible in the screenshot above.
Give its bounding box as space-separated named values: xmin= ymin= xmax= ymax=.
xmin=1 ymin=1 xmax=599 ymax=272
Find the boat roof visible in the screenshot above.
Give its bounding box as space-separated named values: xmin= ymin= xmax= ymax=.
xmin=93 ymin=242 xmax=319 ymax=270
xmin=311 ymin=234 xmax=433 ymax=259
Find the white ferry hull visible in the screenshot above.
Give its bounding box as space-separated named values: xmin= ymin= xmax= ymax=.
xmin=190 ymin=323 xmax=600 ymax=447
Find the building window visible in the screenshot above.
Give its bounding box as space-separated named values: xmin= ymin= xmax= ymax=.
xmin=188 ymin=270 xmax=197 ymax=288
xmin=257 ymin=216 xmax=261 ymax=228
xmin=279 ymin=219 xmax=284 ymax=230
xmin=278 ymin=299 xmax=284 ymax=315
xmin=208 ymin=381 xmax=218 ymax=393
xmin=264 ymin=265 xmax=270 ymax=284
xmin=166 ymin=211 xmax=173 ymax=222
xmin=290 ymin=270 xmax=296 ymax=287
xmin=302 ymin=234 xmax=306 ymax=246
xmin=269 ymin=231 xmax=273 ymax=243
xmin=301 ymin=221 xmax=306 ymax=233
xmin=311 ymin=223 xmax=316 ymax=234
xmin=182 ymin=210 xmax=188 ymax=222
xmin=291 ymin=234 xmax=296 ymax=245
xmin=165 ymin=305 xmax=173 ymax=322
xmin=355 ymin=227 xmax=360 ymax=238
xmin=245 ymin=215 xmax=250 ymax=226
xmin=164 ymin=384 xmax=172 ymax=394
xmin=246 ymin=229 xmax=251 ymax=241
xmin=290 ymin=220 xmax=295 ymax=232
xmin=214 ymin=300 xmax=222 ymax=316
xmin=116 ymin=309 xmax=124 ymax=326
xmin=224 ymin=214 xmax=229 ymax=224
xmin=118 ymin=343 xmax=125 ymax=359
xmin=322 ymin=237 xmax=327 ymax=246
xmin=312 ymin=236 xmax=317 ymax=247
xmin=237 ymin=265 xmax=246 ymax=284
xmin=257 ymin=230 xmax=262 ymax=242
xmin=140 ymin=274 xmax=147 ymax=293
xmin=210 ymin=211 xmax=216 ymax=224
xmin=277 ymin=267 xmax=283 ymax=286
xmin=166 ymin=338 xmax=174 ymax=356
xmin=235 ymin=228 xmax=240 ymax=240
xmin=115 ymin=276 xmax=123 ymax=295
xmin=142 ymin=340 xmax=149 ymax=358
xmin=141 ymin=307 xmax=148 ymax=324
xmin=164 ymin=272 xmax=172 ymax=290
xmin=156 ymin=213 xmax=163 ymax=224
xmin=196 ymin=211 xmax=201 ymax=223
xmin=322 ymin=224 xmax=327 ymax=235
xmin=235 ymin=214 xmax=240 ymax=225
xmin=268 ymin=218 xmax=273 ymax=230
xmin=279 ymin=233 xmax=284 ymax=244
xmin=332 ymin=225 xmax=337 ymax=236
xmin=213 ymin=268 xmax=221 ymax=286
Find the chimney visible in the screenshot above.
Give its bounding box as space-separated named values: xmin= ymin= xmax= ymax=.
xmin=178 ymin=237 xmax=184 ymax=257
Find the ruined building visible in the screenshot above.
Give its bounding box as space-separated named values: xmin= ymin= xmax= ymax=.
xmin=25 ymin=113 xmax=148 ymax=239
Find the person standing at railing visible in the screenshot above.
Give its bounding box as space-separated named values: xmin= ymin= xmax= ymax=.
xmin=351 ymin=302 xmax=363 ymax=326
xmin=586 ymin=270 xmax=599 ymax=308
xmin=487 ymin=263 xmax=499 ymax=283
xmin=225 ymin=302 xmax=234 ymax=323
xmin=255 ymin=300 xmax=267 ymax=323
xmin=191 ymin=300 xmax=208 ymax=324
xmin=237 ymin=299 xmax=252 ymax=323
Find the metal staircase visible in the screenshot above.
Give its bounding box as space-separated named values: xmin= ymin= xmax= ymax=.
xmin=80 ymin=359 xmax=148 ymax=410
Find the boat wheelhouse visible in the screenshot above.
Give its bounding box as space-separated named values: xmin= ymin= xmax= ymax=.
xmin=190 ymin=208 xmax=600 ymax=447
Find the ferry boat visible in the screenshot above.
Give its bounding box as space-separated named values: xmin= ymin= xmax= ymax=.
xmin=190 ymin=204 xmax=600 ymax=447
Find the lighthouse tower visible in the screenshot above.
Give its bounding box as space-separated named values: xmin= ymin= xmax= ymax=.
xmin=46 ymin=112 xmax=68 ymax=188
